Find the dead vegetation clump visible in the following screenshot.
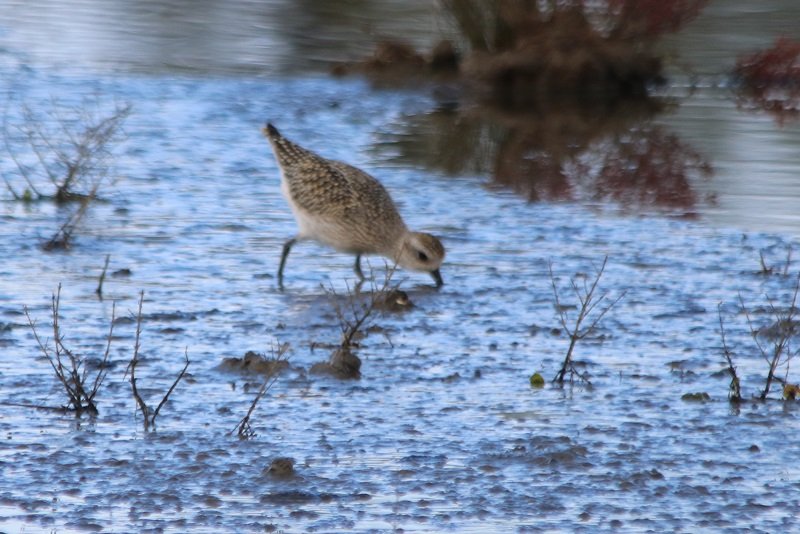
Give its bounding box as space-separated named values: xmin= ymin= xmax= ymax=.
xmin=331 ymin=39 xmax=460 ymax=82
xmin=310 ymin=267 xmax=401 ymax=379
xmin=219 ymin=349 xmax=291 ymax=376
xmin=741 ymin=275 xmax=800 ymax=401
xmin=548 ymin=256 xmax=625 ymax=385
xmin=24 ymin=284 xmax=114 ymax=415
xmin=457 ymin=5 xmax=663 ymax=107
xmin=445 ymin=0 xmax=708 ymax=104
xmin=2 ymin=98 xmax=131 ymax=249
xmin=718 ymin=272 xmax=800 ymax=402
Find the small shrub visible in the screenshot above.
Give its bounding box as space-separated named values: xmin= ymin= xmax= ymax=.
xmin=529 ymin=372 xmax=545 ymax=388
xmin=2 ymin=98 xmax=131 ymax=248
xmin=311 ymin=265 xmax=399 ymax=379
xmin=719 ymin=272 xmax=800 ymax=402
xmin=24 ymin=284 xmax=115 ymax=415
xmin=549 ymin=256 xmax=625 ymax=385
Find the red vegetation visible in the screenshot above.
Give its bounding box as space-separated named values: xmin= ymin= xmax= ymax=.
xmin=590 ymin=127 xmax=713 ymax=210
xmin=734 ymin=37 xmax=800 ymax=122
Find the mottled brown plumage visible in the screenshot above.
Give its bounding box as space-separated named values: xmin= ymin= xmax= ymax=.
xmin=262 ymin=123 xmax=445 ymax=287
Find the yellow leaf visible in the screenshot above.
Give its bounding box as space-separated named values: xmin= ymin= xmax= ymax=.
xmin=783 ymin=383 xmax=800 ymax=400
xmin=529 ymin=372 xmax=545 ymax=388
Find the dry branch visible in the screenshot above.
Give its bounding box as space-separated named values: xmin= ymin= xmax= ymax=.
xmin=128 ymin=290 xmax=191 ymax=430
xmin=717 ymin=303 xmax=742 ymax=402
xmin=24 ymin=283 xmax=115 ymax=415
xmin=549 ymin=256 xmax=625 ymax=384
xmin=96 ymin=254 xmax=111 ymax=297
xmin=2 ymin=98 xmax=131 ymax=249
xmin=231 ymin=342 xmax=290 ymax=439
xmin=740 ymin=275 xmax=800 ymax=400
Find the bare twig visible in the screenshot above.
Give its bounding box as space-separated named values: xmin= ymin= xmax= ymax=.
xmin=152 ymin=348 xmax=191 ymax=422
xmin=88 ymin=300 xmax=115 ymax=404
xmin=231 ymin=342 xmax=290 ymax=439
xmin=549 ymin=256 xmax=625 ymax=384
xmin=129 ymin=291 xmax=149 ymax=423
xmin=328 ymin=263 xmax=399 ymax=349
xmin=785 ymin=246 xmax=793 ymax=277
xmin=717 ymin=303 xmax=742 ymax=402
xmin=3 ymin=107 xmax=43 ymax=199
xmin=758 ymin=246 xmax=794 ymax=276
xmin=759 ymin=250 xmax=773 ymax=275
xmin=96 ymin=254 xmax=111 ymax=296
xmin=42 ymin=192 xmax=96 ymax=250
xmin=128 ymin=290 xmax=191 ymax=430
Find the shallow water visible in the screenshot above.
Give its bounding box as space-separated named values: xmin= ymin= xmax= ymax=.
xmin=2 ymin=2 xmax=800 ymax=533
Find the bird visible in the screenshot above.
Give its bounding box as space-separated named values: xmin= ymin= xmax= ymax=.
xmin=262 ymin=123 xmax=445 ymax=288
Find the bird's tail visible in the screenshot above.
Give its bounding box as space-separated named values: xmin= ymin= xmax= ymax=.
xmin=262 ymin=122 xmax=281 ymax=140
xmin=261 ymin=123 xmax=310 ymax=166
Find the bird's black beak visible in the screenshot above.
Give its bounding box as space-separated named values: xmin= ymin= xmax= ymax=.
xmin=431 ymin=269 xmax=444 ymax=288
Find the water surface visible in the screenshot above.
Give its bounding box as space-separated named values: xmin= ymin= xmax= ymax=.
xmin=1 ymin=1 xmax=800 ymax=532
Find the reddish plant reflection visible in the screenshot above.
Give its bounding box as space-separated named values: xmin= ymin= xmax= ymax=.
xmin=603 ymin=0 xmax=710 ymax=39
xmin=382 ymin=105 xmax=713 ymax=214
xmin=734 ymin=37 xmax=800 ymax=124
xmin=588 ymin=127 xmax=713 ymax=210
xmin=442 ymin=0 xmax=709 ymax=106
xmin=494 ymin=122 xmax=712 ymax=211
xmin=338 ymin=1 xmax=709 ymax=107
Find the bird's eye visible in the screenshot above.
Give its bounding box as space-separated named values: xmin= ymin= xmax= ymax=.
xmin=417 ymin=251 xmax=429 ymax=262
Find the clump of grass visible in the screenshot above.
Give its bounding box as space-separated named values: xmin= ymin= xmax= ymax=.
xmin=128 ymin=291 xmax=191 ymax=430
xmin=231 ymin=342 xmax=290 ymax=440
xmin=549 ymin=256 xmax=625 ymax=385
xmin=2 ymin=98 xmax=131 ymax=249
xmin=24 ymin=283 xmax=115 ymax=416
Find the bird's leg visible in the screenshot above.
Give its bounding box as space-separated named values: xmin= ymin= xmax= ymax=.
xmin=354 ymin=278 xmax=366 ymax=295
xmin=353 ymin=253 xmax=365 ymax=281
xmin=278 ymin=237 xmax=297 ymax=288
